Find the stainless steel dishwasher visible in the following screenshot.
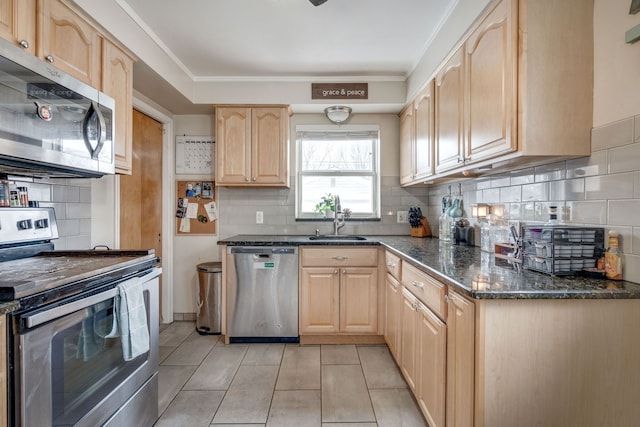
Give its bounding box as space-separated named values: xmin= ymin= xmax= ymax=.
xmin=226 ymin=246 xmax=299 ymax=343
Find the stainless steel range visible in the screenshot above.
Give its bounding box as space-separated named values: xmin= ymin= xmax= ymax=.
xmin=0 ymin=207 xmax=161 ymax=427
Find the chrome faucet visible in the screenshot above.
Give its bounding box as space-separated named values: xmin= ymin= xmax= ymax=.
xmin=333 ymin=195 xmax=346 ymax=235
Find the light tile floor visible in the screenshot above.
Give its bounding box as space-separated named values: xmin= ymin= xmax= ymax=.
xmin=155 ymin=321 xmax=427 ymax=427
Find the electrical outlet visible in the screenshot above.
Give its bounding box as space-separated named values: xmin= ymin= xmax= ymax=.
xmin=256 ymin=211 xmax=263 ymax=224
xmin=397 ymin=210 xmax=409 ymax=223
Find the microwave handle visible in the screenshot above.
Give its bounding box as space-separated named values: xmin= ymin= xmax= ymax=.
xmin=82 ymin=100 xmax=107 ymax=160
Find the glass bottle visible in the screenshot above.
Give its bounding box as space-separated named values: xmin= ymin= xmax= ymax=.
xmin=0 ymin=179 xmax=9 ymax=207
xmin=604 ymin=230 xmax=622 ymax=280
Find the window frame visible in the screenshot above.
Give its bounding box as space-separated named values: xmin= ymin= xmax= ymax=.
xmin=295 ymin=124 xmax=381 ymax=220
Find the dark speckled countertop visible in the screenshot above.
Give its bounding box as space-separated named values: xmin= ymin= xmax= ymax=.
xmin=218 ymin=234 xmax=640 ymax=300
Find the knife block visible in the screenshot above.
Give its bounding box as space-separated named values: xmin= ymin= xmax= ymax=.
xmin=410 ymin=217 xmax=432 ymax=237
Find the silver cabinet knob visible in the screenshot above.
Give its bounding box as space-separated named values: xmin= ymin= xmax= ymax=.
xmin=252 ymin=177 xmax=257 ymax=181
xmin=245 ymin=177 xmax=250 ymax=182
xmin=19 ymin=40 xmax=29 ymax=49
xmin=45 ymin=55 xmax=54 ymax=63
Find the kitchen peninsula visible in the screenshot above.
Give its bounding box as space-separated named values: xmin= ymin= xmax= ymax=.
xmin=219 ymin=235 xmax=640 ymax=427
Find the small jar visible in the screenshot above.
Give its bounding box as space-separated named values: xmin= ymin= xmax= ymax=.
xmin=18 ymin=186 xmax=28 ymax=206
xmin=9 ymin=190 xmax=20 ymax=206
xmin=0 ymin=179 xmax=9 ymax=207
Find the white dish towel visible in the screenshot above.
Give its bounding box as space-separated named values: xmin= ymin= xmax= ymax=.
xmin=113 ymin=276 xmax=150 ymax=361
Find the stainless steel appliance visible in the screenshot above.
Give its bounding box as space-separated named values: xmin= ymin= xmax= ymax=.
xmin=0 ymin=207 xmax=160 ymax=426
xmin=0 ymin=38 xmax=114 ymax=178
xmin=226 ymin=246 xmax=298 ymax=343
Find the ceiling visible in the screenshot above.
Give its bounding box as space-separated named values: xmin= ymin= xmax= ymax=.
xmin=118 ymin=0 xmax=457 ymax=114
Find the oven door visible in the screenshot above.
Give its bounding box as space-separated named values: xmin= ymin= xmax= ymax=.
xmin=11 ymin=268 xmax=160 ymax=427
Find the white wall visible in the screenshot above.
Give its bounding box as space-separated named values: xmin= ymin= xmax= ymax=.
xmin=172 ymin=115 xmax=220 ymax=317
xmin=593 ymin=0 xmax=640 ymax=126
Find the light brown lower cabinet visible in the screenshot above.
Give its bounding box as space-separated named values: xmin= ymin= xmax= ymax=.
xmin=401 ymin=287 xmax=447 ymax=427
xmin=384 ymin=273 xmax=401 ymax=362
xmin=299 ymin=246 xmax=379 ymax=335
xmin=393 ymin=261 xmax=640 ymax=427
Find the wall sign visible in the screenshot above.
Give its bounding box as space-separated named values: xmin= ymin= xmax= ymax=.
xmin=311 ymin=83 xmax=368 ymax=100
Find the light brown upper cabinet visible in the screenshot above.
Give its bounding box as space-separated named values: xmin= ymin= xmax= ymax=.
xmin=401 ymin=82 xmax=435 ymax=185
xmin=434 ymin=47 xmax=465 ymax=174
xmin=216 ymin=106 xmax=290 ymax=187
xmin=463 ymin=0 xmax=516 ymax=165
xmin=102 ymin=39 xmax=134 ymax=175
xmin=0 ymin=0 xmax=36 ymax=55
xmin=38 ymin=0 xmax=102 ymax=87
xmin=405 ymin=0 xmax=592 ymax=183
xmin=399 ymin=105 xmax=415 ymax=185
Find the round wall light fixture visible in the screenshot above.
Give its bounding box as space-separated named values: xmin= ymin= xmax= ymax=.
xmin=324 ymin=106 xmax=352 ymax=124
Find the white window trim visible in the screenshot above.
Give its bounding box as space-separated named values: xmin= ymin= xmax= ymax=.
xmin=295 ymin=124 xmax=381 ymax=220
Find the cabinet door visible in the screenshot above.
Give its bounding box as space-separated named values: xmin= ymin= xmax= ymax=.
xmin=417 ymin=301 xmax=447 ymax=427
xmin=434 ymin=47 xmax=465 ymax=174
xmin=102 ymin=40 xmax=134 ymax=175
xmin=0 ymin=314 xmax=6 ymax=427
xmin=384 ymin=273 xmax=401 ymax=362
xmin=414 ymin=80 xmax=434 ymax=181
xmin=399 ymin=105 xmax=415 ymax=185
xmin=216 ymin=107 xmax=252 ymax=184
xmin=340 ymin=267 xmax=378 ymax=333
xmin=446 ymin=289 xmax=475 ymax=427
xmin=38 ymin=0 xmax=101 ymax=87
xmin=465 ymin=0 xmax=516 ymax=164
xmin=299 ymin=267 xmax=340 ymax=334
xmin=252 ymin=107 xmax=289 ymax=185
xmin=0 ymin=0 xmax=36 ymax=54
xmin=400 ymin=288 xmax=418 ymax=391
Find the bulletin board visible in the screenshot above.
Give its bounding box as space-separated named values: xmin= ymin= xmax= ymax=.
xmin=175 ymin=180 xmax=217 ymax=235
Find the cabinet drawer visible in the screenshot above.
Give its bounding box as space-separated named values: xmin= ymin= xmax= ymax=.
xmin=385 ymin=251 xmax=401 ymax=281
xmin=301 ymin=247 xmax=378 ymax=267
xmin=402 ymin=262 xmax=447 ymax=321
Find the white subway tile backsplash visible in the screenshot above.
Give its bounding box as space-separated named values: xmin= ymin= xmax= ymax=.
xmin=534 ymin=201 xmax=565 ymax=223
xmin=608 ymin=143 xmax=640 ymax=174
xmin=621 ymin=253 xmax=640 ymax=284
xmin=608 ymin=200 xmax=640 ymax=226
xmin=482 ymin=188 xmax=500 ymax=204
xmin=549 ymin=179 xmax=585 ymax=201
xmin=635 ymin=115 xmax=640 ymax=143
xmin=509 ymin=168 xmax=535 ymax=185
xmin=633 ymin=227 xmax=640 ymax=255
xmin=522 ymin=182 xmax=548 ymax=201
xmin=635 ymin=172 xmax=640 ymax=198
xmin=591 ymin=116 xmax=634 ymax=151
xmin=585 ymin=173 xmax=634 ymax=200
xmin=499 ymin=186 xmax=521 ymax=203
xmin=565 ymin=201 xmax=607 ymax=224
xmin=535 ymin=161 xmax=566 ymax=182
xmin=491 ymin=176 xmax=511 ymax=188
xmin=565 ymin=151 xmax=607 ymax=179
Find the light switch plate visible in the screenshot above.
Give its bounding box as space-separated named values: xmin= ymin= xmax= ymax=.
xmin=256 ymin=211 xmax=263 ymax=224
xmin=397 ymin=210 xmax=408 ymax=223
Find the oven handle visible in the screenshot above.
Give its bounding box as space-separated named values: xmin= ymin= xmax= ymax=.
xmin=24 ymin=268 xmax=161 ymax=329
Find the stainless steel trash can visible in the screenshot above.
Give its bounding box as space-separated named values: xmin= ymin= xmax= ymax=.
xmin=196 ymin=261 xmax=222 ymax=335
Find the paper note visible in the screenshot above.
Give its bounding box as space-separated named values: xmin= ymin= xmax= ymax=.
xmin=186 ymin=203 xmax=199 ymax=219
xmin=179 ymin=217 xmax=190 ymax=232
xmin=205 ymin=202 xmax=218 ymax=222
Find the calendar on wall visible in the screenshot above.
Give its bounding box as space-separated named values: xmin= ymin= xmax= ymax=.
xmin=175 ymin=136 xmax=215 ymax=174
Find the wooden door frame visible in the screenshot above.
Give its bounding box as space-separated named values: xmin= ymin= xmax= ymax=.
xmin=131 ymin=95 xmax=174 ymax=324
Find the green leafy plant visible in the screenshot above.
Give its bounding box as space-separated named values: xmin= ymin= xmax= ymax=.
xmin=313 ymin=193 xmax=335 ymax=214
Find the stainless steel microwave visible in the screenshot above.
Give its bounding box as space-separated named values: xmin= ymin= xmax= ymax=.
xmin=0 ymin=38 xmax=114 ymax=178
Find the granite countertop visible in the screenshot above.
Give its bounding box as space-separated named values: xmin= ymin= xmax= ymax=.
xmin=218 ymin=234 xmax=640 ymax=300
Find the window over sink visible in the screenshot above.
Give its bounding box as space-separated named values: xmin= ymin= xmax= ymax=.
xmin=296 ymin=125 xmax=380 ymax=219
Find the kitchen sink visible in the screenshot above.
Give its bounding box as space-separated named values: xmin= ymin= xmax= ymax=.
xmin=308 ymin=235 xmax=367 ymax=241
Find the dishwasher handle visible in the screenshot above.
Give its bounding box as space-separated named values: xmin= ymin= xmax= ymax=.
xmin=228 ymin=246 xmax=297 ymax=255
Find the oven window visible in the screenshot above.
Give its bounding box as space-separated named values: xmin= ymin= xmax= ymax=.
xmin=50 ymin=297 xmax=146 ymax=425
